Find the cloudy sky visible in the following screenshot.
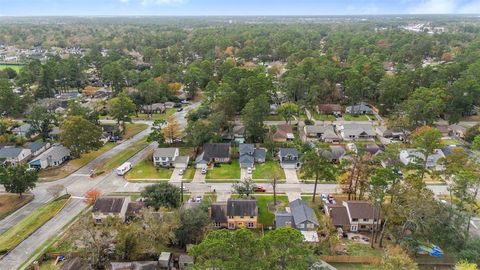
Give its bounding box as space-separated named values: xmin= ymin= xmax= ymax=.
xmin=0 ymin=0 xmax=479 ymax=16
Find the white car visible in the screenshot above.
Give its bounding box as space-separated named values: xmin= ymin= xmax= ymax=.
xmin=195 ymin=196 xmax=203 ymax=203
xmin=346 ymin=143 xmax=357 ymax=154
xmin=247 ymin=167 xmax=253 ymax=174
xmin=178 ymin=169 xmax=185 ymax=176
xmin=201 ymin=168 xmax=207 ymax=174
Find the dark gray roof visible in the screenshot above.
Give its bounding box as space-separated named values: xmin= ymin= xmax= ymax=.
xmin=227 ymin=199 xmax=258 ymax=217
xmin=0 ymin=147 xmax=25 ymax=158
xmin=31 ymin=145 xmax=70 ymax=162
xmin=239 ymin=154 xmax=254 ymax=166
xmin=12 ymin=123 xmax=31 ymax=133
xmin=25 ymin=142 xmax=47 ymax=153
xmin=275 ymin=211 xmax=293 ymax=228
xmin=364 ymin=144 xmax=381 ymax=155
xmin=92 ymin=197 xmax=125 ymax=214
xmin=153 ymin=148 xmax=178 ymax=158
xmin=346 ymin=102 xmax=373 ymax=114
xmin=201 ymin=143 xmax=230 ymax=160
xmin=178 ymin=255 xmax=194 ymax=266
xmin=253 ymin=148 xmax=266 ymax=160
xmin=341 ymin=123 xmax=375 ymax=137
xmin=210 ymin=203 xmax=227 ymax=223
xmin=239 ymin=144 xmax=254 ymax=155
xmin=289 ymin=199 xmax=319 ymax=227
xmin=279 ymin=148 xmax=298 ymax=158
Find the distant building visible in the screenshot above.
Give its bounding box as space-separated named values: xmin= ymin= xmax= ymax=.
xmin=92 ymin=196 xmax=131 ymax=223
xmin=399 ymin=148 xmax=445 ymax=171
xmin=345 ymin=102 xmax=373 ymax=115
xmin=337 ymin=123 xmax=375 ymax=141
xmin=304 ymin=125 xmax=340 ymax=143
xmin=0 ymin=147 xmax=32 ymax=166
xmin=28 ymin=144 xmax=70 ymax=169
xmin=278 ymin=148 xmax=301 ymax=169
xmin=195 ymin=143 xmax=231 ymax=169
xmin=273 ymin=124 xmax=294 ymax=142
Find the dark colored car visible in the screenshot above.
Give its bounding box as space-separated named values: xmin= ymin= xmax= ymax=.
xmin=255 ymin=186 xmax=266 ymax=192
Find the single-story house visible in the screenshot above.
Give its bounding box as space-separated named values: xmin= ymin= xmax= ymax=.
xmin=319 ymin=145 xmax=346 ymax=163
xmin=434 ymin=125 xmax=450 ymax=137
xmin=317 ymin=104 xmax=343 ymax=114
xmin=399 ymin=148 xmax=445 ymax=171
xmin=195 ymin=143 xmax=231 ymax=169
xmin=101 ymin=123 xmax=123 ymax=141
xmin=178 ymin=255 xmax=194 ymax=270
xmin=12 ymin=123 xmax=32 ymax=138
xmin=448 ymin=124 xmax=467 ymax=139
xmin=338 ymin=123 xmax=376 ymax=141
xmin=304 ymin=125 xmax=340 ymax=143
xmin=375 ymin=126 xmax=405 ymax=141
xmin=278 ymin=148 xmax=301 ymax=169
xmin=0 ymin=147 xmax=32 ymax=166
xmin=238 ymin=143 xmax=266 ymax=169
xmin=221 ymin=124 xmax=245 ymax=144
xmin=210 ymin=199 xmax=258 ymax=230
xmin=364 ymin=144 xmax=382 ymax=156
xmin=159 ymin=252 xmax=173 ymax=269
xmin=140 ymin=103 xmax=165 ymax=114
xmin=24 ymin=141 xmax=51 ymax=157
xmin=28 ymin=144 xmax=70 ymax=169
xmin=92 ymin=196 xmax=131 ymax=223
xmin=325 ymin=201 xmax=379 ymax=232
xmin=345 ymin=102 xmax=373 ymax=115
xmin=273 ymin=124 xmax=294 ymax=142
xmin=275 ymin=199 xmax=319 ymax=242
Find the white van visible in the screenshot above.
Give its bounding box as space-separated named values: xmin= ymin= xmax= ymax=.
xmin=116 ymin=162 xmax=132 ymax=176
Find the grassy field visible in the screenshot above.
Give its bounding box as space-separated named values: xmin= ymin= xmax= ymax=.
xmin=0 ymin=64 xmax=23 ymax=72
xmin=344 ymin=240 xmax=384 ymax=257
xmin=342 ymin=114 xmax=371 ymax=121
xmin=254 ymin=195 xmax=288 ymax=227
xmin=38 ymin=142 xmax=116 ymax=181
xmin=132 ymin=108 xmax=177 ymax=121
xmin=0 ymin=193 xmax=34 ymax=220
xmin=123 ymin=123 xmax=149 ymax=140
xmin=0 ymin=195 xmax=70 ymax=254
xmin=94 ymin=137 xmax=149 ymax=174
xmin=441 ymin=138 xmax=462 ymax=145
xmin=126 ymin=159 xmax=173 ymax=180
xmin=312 ymin=111 xmax=336 ymax=121
xmin=206 ymin=160 xmax=240 ymax=179
xmin=265 ymin=114 xmax=285 ymax=121
xmin=252 ymin=161 xmax=285 ymax=180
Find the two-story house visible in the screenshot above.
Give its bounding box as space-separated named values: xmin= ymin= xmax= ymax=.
xmin=238 ymin=143 xmax=266 ymax=169
xmin=195 ymin=143 xmax=231 ymax=169
xmin=210 ymin=199 xmax=258 ymax=230
xmin=325 ymin=201 xmax=379 ymax=232
xmin=278 ymin=148 xmax=301 ymax=169
xmin=153 ymin=148 xmax=180 ymax=167
xmin=275 ymin=199 xmax=319 ymax=242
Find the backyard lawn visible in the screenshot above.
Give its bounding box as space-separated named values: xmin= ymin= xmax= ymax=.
xmin=126 ymin=159 xmax=173 ymax=180
xmin=342 ymin=114 xmax=371 ymax=121
xmin=38 ymin=142 xmax=116 ymax=181
xmin=93 ymin=137 xmax=149 ymax=175
xmin=344 ymin=240 xmax=384 ymax=257
xmin=0 ymin=64 xmax=23 ymax=72
xmin=252 ymin=161 xmax=285 ymax=180
xmin=254 ymin=195 xmax=288 ymax=227
xmin=0 ymin=195 xmax=70 ymax=254
xmin=0 ymin=193 xmax=34 ymax=220
xmin=265 ymin=114 xmax=285 ymax=121
xmin=206 ymin=160 xmax=240 ymax=179
xmin=441 ymin=138 xmax=462 ymax=145
xmin=123 ymin=123 xmax=149 ymax=140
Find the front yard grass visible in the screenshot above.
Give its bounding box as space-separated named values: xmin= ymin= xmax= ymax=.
xmin=133 ymin=108 xmax=176 ymax=121
xmin=252 ymin=161 xmax=285 ymax=180
xmin=126 ymin=159 xmax=173 ymax=180
xmin=441 ymin=138 xmax=462 ymax=145
xmin=123 ymin=123 xmax=149 ymax=140
xmin=0 ymin=193 xmax=34 ymax=220
xmin=342 ymin=114 xmax=371 ymax=121
xmin=312 ymin=111 xmax=336 ymax=121
xmin=254 ymin=195 xmax=288 ymax=227
xmin=182 ymin=167 xmax=196 ymax=180
xmin=94 ymin=137 xmax=149 ymax=175
xmin=0 ymin=195 xmax=70 ymax=254
xmin=206 ymin=160 xmax=240 ymax=179
xmin=38 ymin=142 xmax=116 ymax=181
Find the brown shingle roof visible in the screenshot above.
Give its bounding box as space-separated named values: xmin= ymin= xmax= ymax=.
xmin=227 ymin=199 xmax=258 ymax=217
xmin=126 ymin=201 xmax=144 ymax=218
xmin=345 ymin=201 xmax=375 ymax=219
xmin=92 ymin=197 xmax=125 ymax=214
xmin=328 ymin=205 xmax=350 ymax=227
xmin=273 ymin=124 xmax=293 ymax=140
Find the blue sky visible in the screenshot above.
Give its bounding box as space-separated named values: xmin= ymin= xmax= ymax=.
xmin=0 ymin=0 xmax=479 ymax=16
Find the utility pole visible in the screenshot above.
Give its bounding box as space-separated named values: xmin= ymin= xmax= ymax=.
xmin=180 ymin=181 xmax=184 ymax=203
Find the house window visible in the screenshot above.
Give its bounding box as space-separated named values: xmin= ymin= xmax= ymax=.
xmin=361 ymin=225 xmax=366 ymax=229
xmin=350 ymin=225 xmax=358 ymax=232
xmin=363 ymin=218 xmax=369 ymax=222
xmin=306 ymin=223 xmax=314 ymax=229
xmin=250 ymin=216 xmax=254 ymax=219
xmin=240 ymin=216 xmax=244 ymax=219
xmin=247 ymin=222 xmax=254 ymax=228
xmin=285 ymin=221 xmax=292 ymax=227
xmin=298 ymin=224 xmax=304 ymax=229
xmin=352 ymin=218 xmax=358 ymax=222
xmin=228 ymin=223 xmax=235 ymax=229
xmin=213 ymin=222 xmax=221 ymax=228
xmin=95 ymin=218 xmax=102 ymax=224
xmin=229 ymin=216 xmax=234 ymax=219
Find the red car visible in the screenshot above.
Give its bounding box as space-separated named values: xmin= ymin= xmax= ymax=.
xmin=255 ymin=186 xmax=266 ymax=192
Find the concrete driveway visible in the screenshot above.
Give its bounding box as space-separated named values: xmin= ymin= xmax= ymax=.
xmin=192 ymin=168 xmax=206 ymax=183
xmin=286 ymin=191 xmax=302 ymax=202
xmin=240 ymin=167 xmax=249 ymax=180
xmin=284 ymin=168 xmax=300 ymax=183
xmin=169 ymin=167 xmax=183 ymax=183
xmin=216 ymin=191 xmax=231 ymax=202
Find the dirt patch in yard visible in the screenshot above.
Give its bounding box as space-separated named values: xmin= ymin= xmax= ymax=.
xmin=0 ymin=193 xmax=34 ymax=220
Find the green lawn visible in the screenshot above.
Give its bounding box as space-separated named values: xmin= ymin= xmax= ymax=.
xmin=133 ymin=108 xmax=177 ymax=121
xmin=252 ymin=161 xmax=286 ymax=180
xmin=182 ymin=167 xmax=196 ymax=180
xmin=254 ymin=195 xmax=289 ymax=227
xmin=93 ymin=137 xmax=149 ymax=175
xmin=330 ymin=263 xmax=372 ymax=270
xmin=126 ymin=159 xmax=173 ymax=180
xmin=0 ymin=195 xmax=70 ymax=254
xmin=344 ymin=240 xmax=384 ymax=257
xmin=206 ymin=160 xmax=240 ymax=179
xmin=0 ymin=193 xmax=34 ymax=220
xmin=0 ymin=64 xmax=23 ymax=73
xmin=123 ymin=123 xmax=149 ymax=140
xmin=38 ymin=142 xmax=116 ymax=181
xmin=441 ymin=138 xmax=462 ymax=145
xmin=312 ymin=111 xmax=336 ymax=121
xmin=265 ymin=114 xmax=285 ymax=121
xmin=342 ymin=114 xmax=371 ymax=121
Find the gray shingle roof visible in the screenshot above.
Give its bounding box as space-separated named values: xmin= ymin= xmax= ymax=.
xmin=153 ymin=148 xmax=178 ymax=159
xmin=239 ymin=144 xmax=254 ymax=155
xmin=92 ymin=197 xmax=125 ymax=214
xmin=289 ymin=199 xmax=319 ymax=227
xmin=341 ymin=123 xmax=375 ymax=137
xmin=201 ymin=143 xmax=230 ymax=161
xmin=32 ymin=145 xmax=70 ymax=162
xmin=279 ymin=148 xmax=298 ymax=158
xmin=211 ymin=203 xmax=227 ymax=223
xmin=227 ymin=199 xmax=258 ymax=217
xmin=253 ymin=148 xmax=266 ymax=160
xmin=25 ymin=142 xmax=47 ymax=153
xmin=0 ymin=147 xmax=25 ymax=158
xmin=345 ymin=201 xmax=375 ymax=219
xmin=346 ymin=102 xmax=373 ymax=114
xmin=239 ymin=154 xmax=254 ymax=166
xmin=275 ymin=211 xmax=293 ymax=228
